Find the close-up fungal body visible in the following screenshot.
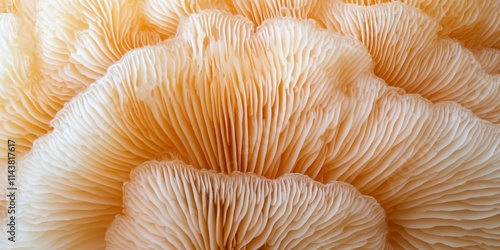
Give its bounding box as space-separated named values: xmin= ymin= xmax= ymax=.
xmin=1 ymin=0 xmax=499 ymax=249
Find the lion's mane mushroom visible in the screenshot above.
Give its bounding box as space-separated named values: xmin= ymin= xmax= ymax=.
xmin=10 ymin=10 xmax=500 ymax=249
xmin=106 ymin=160 xmax=387 ymax=249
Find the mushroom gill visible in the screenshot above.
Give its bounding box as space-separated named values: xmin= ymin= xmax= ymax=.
xmin=0 ymin=0 xmax=162 ymax=159
xmin=106 ymin=161 xmax=387 ymax=249
xmin=142 ymin=0 xmax=234 ymax=39
xmin=318 ymin=1 xmax=500 ymax=123
xmin=3 ymin=0 xmax=499 ymax=159
xmin=10 ymin=10 xmax=500 ymax=249
xmin=0 ymin=12 xmax=43 ymax=158
xmin=339 ymin=0 xmax=500 ymax=49
xmin=472 ymin=48 xmax=500 ymax=75
xmin=120 ymin=0 xmax=500 ymax=123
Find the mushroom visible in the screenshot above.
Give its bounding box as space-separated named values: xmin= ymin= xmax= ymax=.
xmin=338 ymin=0 xmax=500 ymax=49
xmin=318 ymin=1 xmax=500 ymax=123
xmin=106 ymin=160 xmax=387 ymax=249
xmin=117 ymin=0 xmax=500 ymax=127
xmin=142 ymin=0 xmax=233 ymax=39
xmin=142 ymin=0 xmax=325 ymax=39
xmin=0 ymin=0 xmax=162 ymax=159
xmin=404 ymin=0 xmax=500 ymax=49
xmin=229 ymin=0 xmax=324 ymax=26
xmin=0 ymin=12 xmax=42 ymax=158
xmin=4 ymin=0 xmax=499 ymax=157
xmin=36 ymin=0 xmax=161 ymax=86
xmin=13 ymin=10 xmax=500 ymax=249
xmin=471 ymin=48 xmax=500 ymax=75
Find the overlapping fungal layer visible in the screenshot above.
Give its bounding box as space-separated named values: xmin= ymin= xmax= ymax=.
xmin=229 ymin=0 xmax=324 ymax=26
xmin=142 ymin=0 xmax=326 ymax=39
xmin=472 ymin=48 xmax=500 ymax=75
xmin=142 ymin=0 xmax=235 ymax=39
xmin=2 ymin=0 xmax=499 ymax=159
xmin=14 ymin=11 xmax=500 ymax=249
xmin=415 ymin=0 xmax=500 ymax=49
xmin=0 ymin=12 xmax=37 ymax=241
xmin=0 ymin=0 xmax=161 ymax=159
xmin=144 ymin=0 xmax=500 ymax=123
xmin=340 ymin=0 xmax=500 ymax=49
xmin=365 ymin=111 xmax=500 ymax=249
xmin=15 ymin=12 xmax=346 ymax=248
xmin=318 ymin=2 xmax=500 ymax=123
xmin=36 ymin=0 xmax=161 ymax=86
xmin=0 ymin=11 xmax=43 ymax=158
xmin=106 ymin=161 xmax=387 ymax=249
xmin=0 ymin=0 xmax=38 ymax=26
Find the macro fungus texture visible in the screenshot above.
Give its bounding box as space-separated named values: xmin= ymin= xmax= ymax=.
xmin=106 ymin=161 xmax=387 ymax=249
xmin=1 ymin=0 xmax=162 ymax=159
xmin=1 ymin=0 xmax=499 ymax=250
xmin=319 ymin=2 xmax=500 ymax=122
xmin=472 ymin=48 xmax=500 ymax=75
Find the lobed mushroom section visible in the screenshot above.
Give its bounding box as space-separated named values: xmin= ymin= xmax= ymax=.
xmin=318 ymin=1 xmax=500 ymax=123
xmin=0 ymin=0 xmax=162 ymax=159
xmin=1 ymin=0 xmax=500 ymax=249
xmin=0 ymin=12 xmax=43 ymax=157
xmin=5 ymin=10 xmax=498 ymax=249
xmin=340 ymin=0 xmax=500 ymax=49
xmin=3 ymin=0 xmax=500 ymax=160
xmin=471 ymin=48 xmax=500 ymax=75
xmin=106 ymin=161 xmax=387 ymax=249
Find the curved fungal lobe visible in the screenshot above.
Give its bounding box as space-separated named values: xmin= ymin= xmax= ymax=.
xmin=106 ymin=161 xmax=387 ymax=249
xmin=10 ymin=10 xmax=500 ymax=249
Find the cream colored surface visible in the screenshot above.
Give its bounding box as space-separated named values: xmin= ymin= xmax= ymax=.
xmin=0 ymin=0 xmax=499 ymax=249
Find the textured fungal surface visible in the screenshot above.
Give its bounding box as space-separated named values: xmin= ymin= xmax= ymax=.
xmin=106 ymin=161 xmax=387 ymax=249
xmin=1 ymin=0 xmax=499 ymax=249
